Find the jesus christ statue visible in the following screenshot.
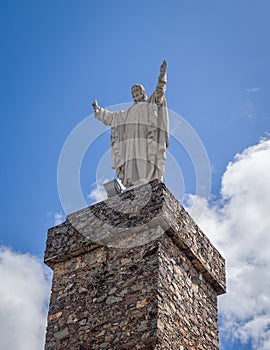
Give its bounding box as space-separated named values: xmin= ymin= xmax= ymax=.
xmin=92 ymin=60 xmax=169 ymax=188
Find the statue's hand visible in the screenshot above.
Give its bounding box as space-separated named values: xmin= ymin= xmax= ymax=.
xmin=92 ymin=99 xmax=99 ymax=112
xmin=160 ymin=59 xmax=167 ymax=75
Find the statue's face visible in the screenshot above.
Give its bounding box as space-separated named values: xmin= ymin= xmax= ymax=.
xmin=131 ymin=85 xmax=146 ymax=102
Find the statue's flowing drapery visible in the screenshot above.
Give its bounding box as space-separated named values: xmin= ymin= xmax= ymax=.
xmin=94 ymin=72 xmax=169 ymax=188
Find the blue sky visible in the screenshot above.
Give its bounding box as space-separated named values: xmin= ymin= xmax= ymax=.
xmin=0 ymin=1 xmax=270 ymax=349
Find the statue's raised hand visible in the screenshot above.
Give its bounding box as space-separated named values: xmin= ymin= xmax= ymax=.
xmin=92 ymin=99 xmax=99 ymax=112
xmin=160 ymin=59 xmax=167 ymax=75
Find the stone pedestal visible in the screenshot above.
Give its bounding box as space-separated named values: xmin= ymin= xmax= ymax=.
xmin=44 ymin=181 xmax=226 ymax=350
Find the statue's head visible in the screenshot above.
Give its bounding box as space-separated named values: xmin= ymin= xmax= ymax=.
xmin=131 ymin=84 xmax=147 ymax=102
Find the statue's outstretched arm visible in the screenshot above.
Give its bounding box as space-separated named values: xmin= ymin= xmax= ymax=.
xmin=154 ymin=60 xmax=167 ymax=104
xmin=91 ymin=99 xmax=126 ymax=126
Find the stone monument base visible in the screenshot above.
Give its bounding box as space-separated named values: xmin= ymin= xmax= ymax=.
xmin=44 ymin=181 xmax=226 ymax=349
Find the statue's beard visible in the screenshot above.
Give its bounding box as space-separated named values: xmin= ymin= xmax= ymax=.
xmin=134 ymin=93 xmax=147 ymax=102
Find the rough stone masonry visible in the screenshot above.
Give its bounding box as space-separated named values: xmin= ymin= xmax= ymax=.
xmin=44 ymin=180 xmax=226 ymax=349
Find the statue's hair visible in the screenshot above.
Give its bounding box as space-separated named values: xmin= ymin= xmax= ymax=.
xmin=131 ymin=84 xmax=145 ymax=92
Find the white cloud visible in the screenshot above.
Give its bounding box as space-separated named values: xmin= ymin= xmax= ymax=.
xmin=88 ymin=179 xmax=109 ymax=203
xmin=185 ymin=139 xmax=270 ymax=349
xmin=0 ymin=247 xmax=51 ymax=350
xmin=245 ymin=87 xmax=261 ymax=93
xmin=53 ymin=212 xmax=65 ymax=226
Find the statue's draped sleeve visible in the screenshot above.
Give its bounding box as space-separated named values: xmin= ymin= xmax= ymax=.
xmin=94 ymin=108 xmax=126 ymax=126
xmin=147 ymin=71 xmax=169 ymax=176
xmin=154 ymin=71 xmax=167 ymax=106
xmin=94 ymin=107 xmax=128 ymax=180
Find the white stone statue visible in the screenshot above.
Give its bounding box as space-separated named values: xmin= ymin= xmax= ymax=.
xmin=92 ymin=60 xmax=169 ymax=188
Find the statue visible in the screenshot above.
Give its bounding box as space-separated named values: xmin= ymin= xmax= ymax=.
xmin=92 ymin=60 xmax=169 ymax=188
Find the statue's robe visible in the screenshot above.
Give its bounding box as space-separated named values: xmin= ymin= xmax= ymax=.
xmin=94 ymin=73 xmax=169 ymax=188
